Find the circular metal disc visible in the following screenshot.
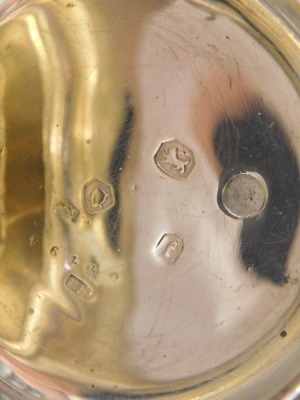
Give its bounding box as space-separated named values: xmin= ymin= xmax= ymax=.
xmin=220 ymin=172 xmax=268 ymax=219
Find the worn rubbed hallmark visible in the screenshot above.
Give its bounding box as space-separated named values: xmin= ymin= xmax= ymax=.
xmin=53 ymin=202 xmax=80 ymax=223
xmin=65 ymin=274 xmax=93 ymax=299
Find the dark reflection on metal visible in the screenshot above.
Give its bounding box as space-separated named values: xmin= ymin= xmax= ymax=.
xmin=81 ymin=367 xmax=237 ymax=400
xmin=214 ymin=108 xmax=300 ymax=284
xmin=106 ymin=93 xmax=135 ymax=250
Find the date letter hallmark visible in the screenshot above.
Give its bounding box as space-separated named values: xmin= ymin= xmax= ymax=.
xmin=156 ymin=233 xmax=184 ymax=265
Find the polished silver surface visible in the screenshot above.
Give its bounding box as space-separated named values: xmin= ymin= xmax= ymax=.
xmin=0 ymin=0 xmax=299 ymax=399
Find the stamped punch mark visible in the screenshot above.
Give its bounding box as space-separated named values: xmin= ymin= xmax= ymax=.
xmin=154 ymin=139 xmax=195 ymax=179
xmin=83 ymin=179 xmax=115 ymax=214
xmin=156 ymin=233 xmax=184 ymax=265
